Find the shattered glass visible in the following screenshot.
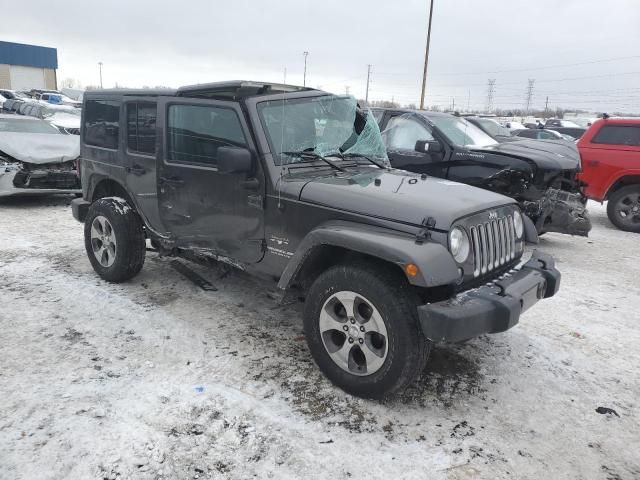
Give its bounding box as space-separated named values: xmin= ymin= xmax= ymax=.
xmin=257 ymin=95 xmax=389 ymax=166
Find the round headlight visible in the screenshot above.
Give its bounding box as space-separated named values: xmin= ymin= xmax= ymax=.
xmin=513 ymin=210 xmax=524 ymax=238
xmin=449 ymin=227 xmax=470 ymax=263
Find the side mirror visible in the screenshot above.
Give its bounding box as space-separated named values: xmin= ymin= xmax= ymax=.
xmin=415 ymin=140 xmax=443 ymax=154
xmin=217 ymin=146 xmax=252 ymax=175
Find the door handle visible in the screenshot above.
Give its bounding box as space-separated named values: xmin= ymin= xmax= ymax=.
xmin=159 ymin=176 xmax=185 ymax=186
xmin=126 ymin=165 xmax=146 ymax=175
xmin=240 ymin=178 xmax=260 ymax=190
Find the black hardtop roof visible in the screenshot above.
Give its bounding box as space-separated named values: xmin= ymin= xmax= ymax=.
xmin=84 ymin=81 xmax=319 ymax=101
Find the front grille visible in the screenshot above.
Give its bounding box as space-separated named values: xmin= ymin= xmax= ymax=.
xmin=13 ymin=170 xmax=80 ymax=190
xmin=469 ymin=215 xmax=516 ymax=277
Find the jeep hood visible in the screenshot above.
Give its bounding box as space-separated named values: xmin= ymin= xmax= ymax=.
xmin=298 ymin=169 xmax=515 ymax=230
xmin=0 ymin=132 xmax=80 ymax=164
xmin=470 ymin=138 xmax=580 ymax=171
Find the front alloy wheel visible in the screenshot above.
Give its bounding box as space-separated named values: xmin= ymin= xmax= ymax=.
xmin=304 ymin=263 xmax=431 ymax=399
xmin=607 ymin=185 xmax=640 ymax=233
xmin=319 ymin=291 xmax=388 ymax=376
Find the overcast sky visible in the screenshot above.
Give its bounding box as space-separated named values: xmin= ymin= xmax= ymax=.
xmin=5 ymin=0 xmax=640 ymax=112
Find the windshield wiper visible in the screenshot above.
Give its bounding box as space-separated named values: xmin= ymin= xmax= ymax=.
xmin=281 ymin=150 xmax=346 ymax=172
xmin=339 ymin=152 xmax=387 ymax=169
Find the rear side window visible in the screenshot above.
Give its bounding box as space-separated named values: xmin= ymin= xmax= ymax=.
xmin=84 ymin=100 xmax=120 ymax=149
xmin=167 ymin=104 xmax=246 ymax=166
xmin=127 ymin=102 xmax=157 ymax=155
xmin=592 ymin=125 xmax=640 ymax=147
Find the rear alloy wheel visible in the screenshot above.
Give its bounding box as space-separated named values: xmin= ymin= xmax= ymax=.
xmin=607 ymin=185 xmax=640 ymax=233
xmin=304 ymin=263 xmax=431 ymax=399
xmin=84 ymin=197 xmax=146 ymax=282
xmin=90 ymin=216 xmax=118 ymax=268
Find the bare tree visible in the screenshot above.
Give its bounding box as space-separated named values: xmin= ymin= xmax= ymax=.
xmin=60 ymin=78 xmax=83 ymax=89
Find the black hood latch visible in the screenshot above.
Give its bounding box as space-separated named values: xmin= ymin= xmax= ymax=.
xmin=415 ymin=216 xmax=436 ymax=244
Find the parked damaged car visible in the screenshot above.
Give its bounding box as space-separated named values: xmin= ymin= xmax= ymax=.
xmin=0 ymin=115 xmax=81 ymax=196
xmin=373 ymin=109 xmax=591 ymax=236
xmin=71 ymin=82 xmax=560 ymax=398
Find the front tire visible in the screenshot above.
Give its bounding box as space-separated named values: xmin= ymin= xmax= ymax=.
xmin=607 ymin=185 xmax=640 ymax=233
xmin=303 ymin=262 xmax=431 ymax=399
xmin=84 ymin=197 xmax=146 ymax=282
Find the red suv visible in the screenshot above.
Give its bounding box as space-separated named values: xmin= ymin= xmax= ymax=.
xmin=578 ymin=117 xmax=640 ymax=232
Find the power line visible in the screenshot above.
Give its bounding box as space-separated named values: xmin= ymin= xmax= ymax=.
xmin=375 ymin=55 xmax=640 ymax=78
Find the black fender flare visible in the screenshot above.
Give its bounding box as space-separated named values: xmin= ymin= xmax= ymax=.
xmin=277 ymin=220 xmax=460 ymax=290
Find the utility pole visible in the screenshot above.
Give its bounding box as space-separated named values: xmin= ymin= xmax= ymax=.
xmin=485 ymin=79 xmax=496 ymax=112
xmin=467 ymin=89 xmax=471 ymax=112
xmin=419 ymin=0 xmax=435 ymax=110
xmin=544 ymin=96 xmax=549 ymax=118
xmin=283 ymin=67 xmax=287 ymax=84
xmin=303 ymin=51 xmax=309 ymax=87
xmin=451 ymin=97 xmax=455 ymax=112
xmin=525 ymin=79 xmax=535 ymax=115
xmin=345 ymin=86 xmax=350 ymax=95
xmin=98 ymin=61 xmax=103 ymax=89
xmin=365 ymin=64 xmax=372 ymax=105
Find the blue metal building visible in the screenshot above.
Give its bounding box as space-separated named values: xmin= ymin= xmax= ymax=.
xmin=0 ymin=41 xmax=58 ymax=91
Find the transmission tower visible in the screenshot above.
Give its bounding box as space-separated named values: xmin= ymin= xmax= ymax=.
xmin=485 ymin=79 xmax=496 ymax=112
xmin=525 ymin=79 xmax=535 ymax=115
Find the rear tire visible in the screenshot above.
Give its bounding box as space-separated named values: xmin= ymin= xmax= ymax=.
xmin=303 ymin=262 xmax=431 ymax=399
xmin=607 ymin=185 xmax=640 ymax=233
xmin=84 ymin=197 xmax=146 ymax=282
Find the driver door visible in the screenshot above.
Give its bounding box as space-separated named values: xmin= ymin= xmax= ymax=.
xmin=156 ymin=97 xmax=265 ymax=264
xmin=381 ymin=114 xmax=448 ymax=177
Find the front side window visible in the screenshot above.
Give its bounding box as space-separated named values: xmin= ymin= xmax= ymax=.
xmin=382 ymin=115 xmax=434 ymax=150
xmin=84 ymin=100 xmax=120 ymax=149
xmin=257 ymin=95 xmax=388 ymax=165
xmin=167 ymin=104 xmax=246 ymax=166
xmin=592 ymin=125 xmax=640 ymax=147
xmin=127 ymin=102 xmax=157 ymax=155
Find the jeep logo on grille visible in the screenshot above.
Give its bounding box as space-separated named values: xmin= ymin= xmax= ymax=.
xmin=488 ymin=211 xmax=498 ymax=220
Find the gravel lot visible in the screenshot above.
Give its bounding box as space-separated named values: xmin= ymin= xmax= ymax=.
xmin=0 ymin=197 xmax=638 ymax=480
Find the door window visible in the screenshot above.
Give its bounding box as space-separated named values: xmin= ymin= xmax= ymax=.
xmin=127 ymin=102 xmax=157 ymax=155
xmin=592 ymin=125 xmax=640 ymax=147
xmin=167 ymin=104 xmax=246 ymax=166
xmin=383 ymin=115 xmax=434 ymax=150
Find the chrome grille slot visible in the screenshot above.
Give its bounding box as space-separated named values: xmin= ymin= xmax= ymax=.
xmin=507 ymin=215 xmax=516 ymax=260
xmin=470 ymin=226 xmax=480 ymax=277
xmin=466 ymin=211 xmax=519 ymax=278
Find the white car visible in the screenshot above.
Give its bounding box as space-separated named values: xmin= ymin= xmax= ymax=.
xmin=502 ymin=121 xmax=527 ymax=132
xmin=0 ymin=114 xmax=80 ymax=196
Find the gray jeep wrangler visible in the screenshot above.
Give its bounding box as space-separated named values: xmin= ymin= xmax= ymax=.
xmin=71 ymin=81 xmax=560 ymax=398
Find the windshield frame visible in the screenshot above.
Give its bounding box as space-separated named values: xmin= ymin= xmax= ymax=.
xmin=255 ymin=93 xmax=389 ymax=167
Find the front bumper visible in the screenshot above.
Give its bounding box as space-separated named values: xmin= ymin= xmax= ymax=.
xmin=418 ymin=251 xmax=560 ymax=343
xmin=71 ymin=197 xmax=91 ymax=222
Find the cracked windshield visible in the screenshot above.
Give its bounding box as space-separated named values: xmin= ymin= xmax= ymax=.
xmin=258 ymin=95 xmax=389 ymax=166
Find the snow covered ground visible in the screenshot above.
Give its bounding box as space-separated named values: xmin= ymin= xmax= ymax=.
xmin=0 ymin=197 xmax=638 ymax=480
